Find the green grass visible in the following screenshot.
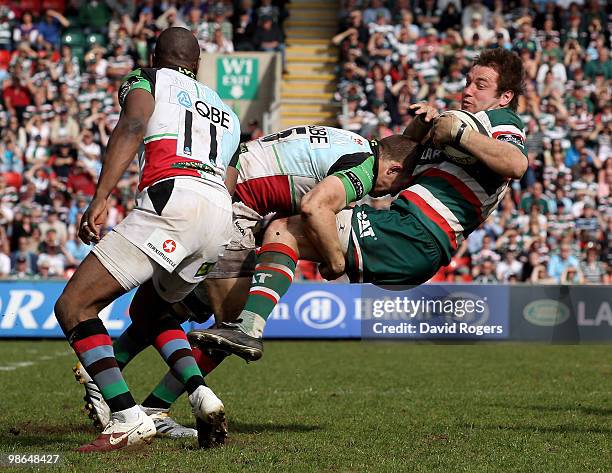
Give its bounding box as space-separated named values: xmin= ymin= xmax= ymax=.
xmin=0 ymin=341 xmax=610 ymax=472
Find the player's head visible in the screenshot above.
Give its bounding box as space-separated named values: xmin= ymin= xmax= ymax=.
xmin=153 ymin=27 xmax=200 ymax=75
xmin=462 ymin=48 xmax=524 ymax=113
xmin=371 ymin=135 xmax=420 ymax=197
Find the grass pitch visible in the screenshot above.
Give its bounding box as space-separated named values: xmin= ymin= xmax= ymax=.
xmin=0 ymin=340 xmax=610 ymax=472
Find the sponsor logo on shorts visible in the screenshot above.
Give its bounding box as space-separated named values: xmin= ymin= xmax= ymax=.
xmin=146 ymin=242 xmax=177 ymax=268
xmin=143 ymin=228 xmax=186 ymax=273
xmin=357 ymin=211 xmax=376 ymax=239
xmin=163 ymin=240 xmax=176 ymax=253
xmin=346 ymin=171 xmax=365 ymax=199
xmin=195 ymin=262 xmax=215 ymax=278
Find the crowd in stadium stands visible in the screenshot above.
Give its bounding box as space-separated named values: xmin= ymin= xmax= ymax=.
xmin=0 ymin=0 xmax=286 ymax=280
xmin=0 ymin=0 xmax=609 ymax=285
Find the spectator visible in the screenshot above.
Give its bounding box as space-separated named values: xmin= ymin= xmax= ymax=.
xmin=0 ymin=236 xmax=10 ymax=277
xmin=3 ymin=74 xmax=33 ymax=123
xmin=67 ymin=162 xmax=97 ymax=197
xmin=363 ymin=0 xmax=391 ymax=25
xmin=461 ymin=0 xmax=490 ymax=29
xmin=50 ymin=108 xmax=79 ymax=146
xmin=204 ymin=28 xmax=234 ymax=54
xmin=10 ymin=236 xmax=37 ymax=274
xmin=0 ymin=7 xmax=13 ymax=51
xmin=520 ymin=182 xmax=552 ymax=213
xmin=39 ymin=209 xmax=68 ymax=246
xmin=106 ymin=43 xmax=134 ymax=80
xmin=547 ymin=244 xmax=580 ymax=282
xmin=233 ymin=8 xmax=257 ymax=51
xmin=581 ymin=243 xmax=605 ymax=284
xmin=36 ymin=259 xmax=51 ymax=279
xmin=78 ymin=2 xmax=111 ymax=33
xmin=473 ymin=259 xmax=498 ymax=283
xmin=10 ymin=255 xmax=34 ymax=279
xmin=496 ymin=250 xmax=523 ymax=282
xmin=37 ymin=9 xmax=70 ymax=49
xmin=462 ymin=13 xmax=491 ymax=46
xmin=77 ymin=130 xmax=102 ymax=177
xmin=253 ymin=16 xmax=285 ymax=67
xmin=256 ymin=0 xmax=281 ymax=26
xmin=37 ymin=233 xmax=72 ymax=277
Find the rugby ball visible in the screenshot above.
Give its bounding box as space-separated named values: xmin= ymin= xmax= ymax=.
xmin=439 ymin=109 xmax=491 ymax=165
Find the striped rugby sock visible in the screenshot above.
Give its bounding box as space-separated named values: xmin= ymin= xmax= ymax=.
xmin=238 ymin=243 xmax=297 ymax=337
xmin=68 ymin=318 xmax=136 ymax=413
xmin=151 ymin=320 xmax=204 ymax=395
xmin=142 ymin=349 xmax=228 ymax=409
xmin=113 ymin=324 xmax=150 ymax=371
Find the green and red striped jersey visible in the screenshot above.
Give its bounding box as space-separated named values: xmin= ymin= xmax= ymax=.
xmin=395 ymin=107 xmax=527 ymax=262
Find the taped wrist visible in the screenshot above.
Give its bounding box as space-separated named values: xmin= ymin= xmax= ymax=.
xmin=454 ymin=122 xmax=468 ymax=147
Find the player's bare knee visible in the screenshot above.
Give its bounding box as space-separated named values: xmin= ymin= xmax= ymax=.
xmin=54 ymin=293 xmax=84 ymax=330
xmin=266 ymin=217 xmax=290 ymax=239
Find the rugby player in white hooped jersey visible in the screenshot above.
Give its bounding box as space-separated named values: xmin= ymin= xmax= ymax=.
xmin=54 ymin=27 xmax=240 ymax=453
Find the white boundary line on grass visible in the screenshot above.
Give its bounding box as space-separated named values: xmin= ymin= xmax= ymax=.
xmin=0 ymin=350 xmax=72 ymax=371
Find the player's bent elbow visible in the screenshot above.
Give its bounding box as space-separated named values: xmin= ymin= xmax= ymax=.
xmin=512 ymin=154 xmax=529 ymax=180
xmin=300 ymin=195 xmax=318 ymax=219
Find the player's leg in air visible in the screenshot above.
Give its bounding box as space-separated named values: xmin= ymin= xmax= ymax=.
xmin=188 ymin=136 xmax=422 ymax=359
xmin=188 ymin=208 xmax=350 ymax=360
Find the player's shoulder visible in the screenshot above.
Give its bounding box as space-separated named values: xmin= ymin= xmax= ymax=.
xmin=120 ymin=67 xmax=156 ymax=86
xmin=480 ymin=107 xmax=525 ymax=131
xmin=118 ymin=68 xmax=157 ymax=106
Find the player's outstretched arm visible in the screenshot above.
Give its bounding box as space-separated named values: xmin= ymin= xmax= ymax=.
xmin=432 ymin=114 xmax=528 ymax=179
xmin=300 ymin=176 xmax=348 ymax=279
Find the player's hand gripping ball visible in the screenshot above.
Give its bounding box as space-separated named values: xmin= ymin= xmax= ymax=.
xmin=432 ymin=110 xmax=492 ymax=165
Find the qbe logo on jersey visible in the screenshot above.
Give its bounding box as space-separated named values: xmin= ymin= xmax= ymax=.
xmin=294 ymin=291 xmax=346 ymax=329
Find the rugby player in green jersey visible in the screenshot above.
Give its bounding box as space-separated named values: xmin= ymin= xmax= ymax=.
xmin=188 ymin=48 xmax=529 ymax=361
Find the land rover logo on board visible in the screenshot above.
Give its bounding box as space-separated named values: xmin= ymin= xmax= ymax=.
xmin=523 ymin=299 xmax=571 ymax=326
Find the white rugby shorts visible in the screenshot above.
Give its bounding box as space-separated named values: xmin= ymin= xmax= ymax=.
xmin=92 ymin=177 xmax=232 ymax=302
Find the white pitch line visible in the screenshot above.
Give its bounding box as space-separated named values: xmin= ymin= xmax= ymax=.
xmin=0 ymin=350 xmax=72 ymax=372
xmin=0 ymin=361 xmax=35 ymax=371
